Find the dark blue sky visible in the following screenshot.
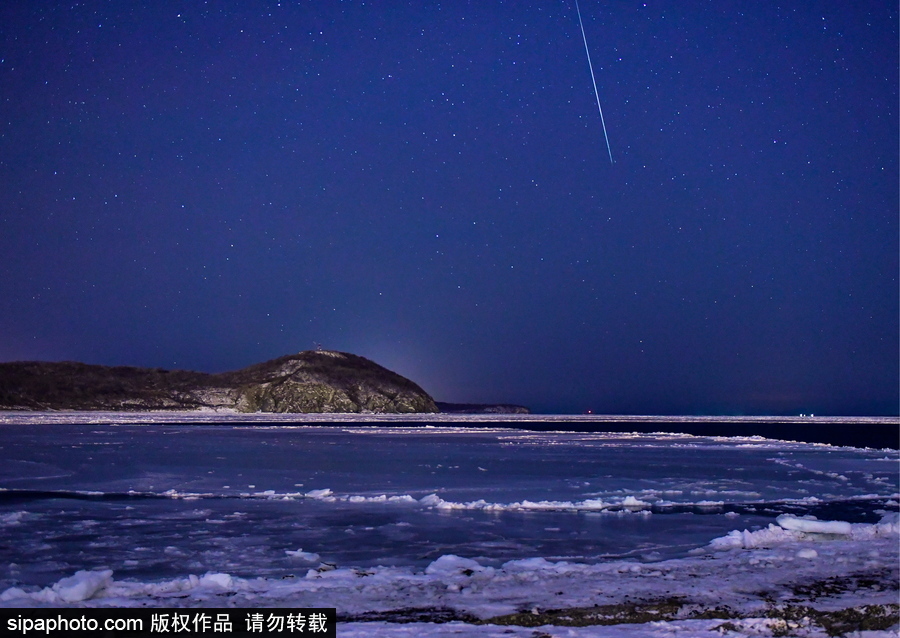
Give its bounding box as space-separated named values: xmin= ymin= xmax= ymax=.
xmin=1 ymin=1 xmax=897 ymax=415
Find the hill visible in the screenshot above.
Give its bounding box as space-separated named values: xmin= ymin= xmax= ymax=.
xmin=0 ymin=350 xmax=438 ymax=414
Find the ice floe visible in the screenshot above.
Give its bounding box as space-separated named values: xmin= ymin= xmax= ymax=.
xmin=1 ymin=513 xmax=897 ymax=637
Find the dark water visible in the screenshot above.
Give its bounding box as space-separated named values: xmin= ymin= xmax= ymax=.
xmin=198 ymin=419 xmax=898 ymax=449
xmin=506 ymin=421 xmax=900 ymax=449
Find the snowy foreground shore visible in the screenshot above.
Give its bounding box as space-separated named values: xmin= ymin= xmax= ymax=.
xmin=2 ymin=513 xmax=897 ymax=637
xmin=0 ymin=416 xmax=897 ymax=636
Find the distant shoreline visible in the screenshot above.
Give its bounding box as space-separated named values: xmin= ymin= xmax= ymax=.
xmin=1 ymin=411 xmax=897 ymax=449
xmin=1 ymin=409 xmax=895 ymax=424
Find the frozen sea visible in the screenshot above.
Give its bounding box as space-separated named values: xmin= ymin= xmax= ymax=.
xmin=0 ymin=412 xmax=897 ymax=637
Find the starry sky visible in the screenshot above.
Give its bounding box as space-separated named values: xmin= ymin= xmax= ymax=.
xmin=1 ymin=1 xmax=897 ymax=415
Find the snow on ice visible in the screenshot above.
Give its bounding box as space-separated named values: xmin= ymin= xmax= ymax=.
xmin=1 ymin=513 xmax=898 ymax=637
xmin=0 ymin=414 xmax=896 ymax=637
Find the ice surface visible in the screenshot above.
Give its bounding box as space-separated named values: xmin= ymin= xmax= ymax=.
xmin=707 ymin=511 xmax=899 ymax=550
xmin=53 ymin=569 xmax=113 ymax=603
xmin=1 ymin=517 xmax=897 ymax=638
xmin=285 ymin=550 xmax=321 ymax=563
xmin=0 ymin=415 xmax=897 ymax=637
xmin=775 ymin=514 xmax=852 ymax=535
xmin=0 ymin=569 xmax=115 ymax=604
xmin=423 ymin=555 xmax=487 ymax=576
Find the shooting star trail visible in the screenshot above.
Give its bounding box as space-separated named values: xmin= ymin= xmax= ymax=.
xmin=574 ymin=0 xmax=613 ymax=164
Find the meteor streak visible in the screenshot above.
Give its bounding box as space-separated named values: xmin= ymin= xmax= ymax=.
xmin=574 ymin=0 xmax=613 ymax=164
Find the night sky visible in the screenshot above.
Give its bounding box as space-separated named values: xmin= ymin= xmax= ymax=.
xmin=1 ymin=1 xmax=897 ymax=415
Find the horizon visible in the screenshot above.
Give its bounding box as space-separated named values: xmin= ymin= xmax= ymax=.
xmin=1 ymin=2 xmax=897 ymax=416
xmin=1 ymin=350 xmax=898 ymax=418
